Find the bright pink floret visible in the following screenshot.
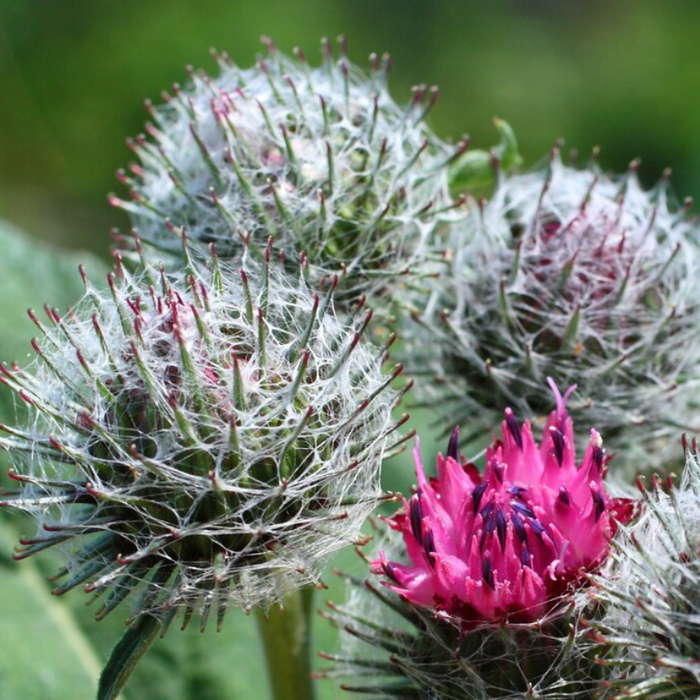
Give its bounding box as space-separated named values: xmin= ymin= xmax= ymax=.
xmin=372 ymin=379 xmax=634 ymax=627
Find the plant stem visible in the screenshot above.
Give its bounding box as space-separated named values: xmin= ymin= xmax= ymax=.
xmin=255 ymin=586 xmax=316 ymax=700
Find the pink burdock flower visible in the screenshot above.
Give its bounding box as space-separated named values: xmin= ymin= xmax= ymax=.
xmin=373 ymin=379 xmax=633 ymax=627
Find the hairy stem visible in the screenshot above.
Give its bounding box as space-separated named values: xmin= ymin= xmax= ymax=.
xmin=255 ymin=586 xmax=316 ymax=700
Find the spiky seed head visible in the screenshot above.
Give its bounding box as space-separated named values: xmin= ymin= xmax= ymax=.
xmin=0 ymin=248 xmax=407 ymax=631
xmin=410 ymin=153 xmax=700 ymax=470
xmin=111 ymin=38 xmax=461 ymax=311
xmin=590 ymin=440 xmax=700 ymax=699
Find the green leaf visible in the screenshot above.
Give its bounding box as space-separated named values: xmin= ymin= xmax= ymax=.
xmin=449 ymin=118 xmax=522 ymax=191
xmin=98 ymin=616 xmax=161 ymax=700
xmin=74 ymin=605 xmax=271 ymax=700
xmin=0 ymin=518 xmax=102 ymax=700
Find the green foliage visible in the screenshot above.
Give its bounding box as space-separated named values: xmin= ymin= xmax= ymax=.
xmin=449 ymin=118 xmax=522 ymax=190
xmin=98 ymin=616 xmax=161 ymax=700
xmin=0 ymin=518 xmax=101 ymax=699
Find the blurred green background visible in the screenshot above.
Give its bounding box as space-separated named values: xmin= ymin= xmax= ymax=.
xmin=4 ymin=0 xmax=700 ymax=256
xmin=1 ymin=1 xmax=700 ymax=698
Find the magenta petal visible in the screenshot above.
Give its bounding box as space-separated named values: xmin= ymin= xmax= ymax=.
xmin=438 ymin=454 xmax=478 ymax=520
xmin=505 ymin=420 xmax=540 ymax=483
xmin=413 ymin=439 xmax=438 ymax=503
xmin=387 ymin=567 xmax=436 ymax=607
xmin=432 ymin=553 xmax=469 ymax=601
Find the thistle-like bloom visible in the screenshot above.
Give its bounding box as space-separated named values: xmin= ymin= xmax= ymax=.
xmin=111 ymin=37 xmax=463 ymax=309
xmin=590 ymin=438 xmax=700 ymax=699
xmin=0 ymin=244 xmax=407 ymax=629
xmin=410 ymin=152 xmax=700 ymax=468
xmin=373 ymin=381 xmax=632 ymax=626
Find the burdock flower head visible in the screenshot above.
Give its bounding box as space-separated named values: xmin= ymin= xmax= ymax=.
xmin=374 ymin=379 xmax=632 ymax=626
xmin=0 ymin=243 xmax=407 ymax=630
xmin=412 ymin=151 xmax=700 ymax=468
xmin=110 ymin=37 xmax=463 ymax=310
xmin=318 ymin=382 xmax=633 ymax=699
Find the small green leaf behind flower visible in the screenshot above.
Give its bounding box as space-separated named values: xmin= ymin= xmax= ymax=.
xmin=449 ymin=118 xmax=522 ymax=191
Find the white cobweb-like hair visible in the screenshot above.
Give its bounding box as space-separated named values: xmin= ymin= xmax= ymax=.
xmin=317 ymin=524 xmax=608 ymax=700
xmin=0 ymin=242 xmax=409 ymax=632
xmin=405 ymin=150 xmax=700 ymax=470
xmin=111 ymin=37 xmax=464 ymax=310
xmin=589 ymin=438 xmax=700 ymax=699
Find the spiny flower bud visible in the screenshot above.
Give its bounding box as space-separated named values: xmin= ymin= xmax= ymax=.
xmin=411 ymin=152 xmax=700 ymax=468
xmin=111 ymin=37 xmax=463 ymax=309
xmin=0 ymin=245 xmax=408 ymax=631
xmin=374 ymin=380 xmax=633 ymax=627
xmin=590 ymin=439 xmax=700 ymax=699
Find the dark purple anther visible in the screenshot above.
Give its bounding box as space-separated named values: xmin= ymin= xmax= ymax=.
xmin=550 ymin=427 xmax=565 ymax=467
xmin=492 ymin=461 xmax=505 ymax=483
xmin=504 ymin=408 xmax=523 ymax=449
xmin=495 ymin=507 xmax=507 ymax=550
xmin=447 ymin=426 xmax=460 ymax=461
xmin=591 ymin=487 xmax=605 ymax=523
xmin=520 ymin=544 xmax=531 ymax=568
xmin=507 ymin=486 xmax=527 ymax=498
xmin=558 ymin=486 xmax=570 ymax=506
xmin=592 ymin=445 xmax=604 ymax=474
xmin=382 ymin=561 xmax=398 ymax=582
xmin=480 ymin=499 xmax=495 ymax=523
xmin=409 ymin=494 xmax=423 ymax=545
xmin=529 ymin=519 xmax=546 ymax=541
xmin=482 ymin=554 xmax=495 ymax=590
xmin=471 ymin=481 xmax=488 ymax=514
xmin=480 ymin=506 xmax=496 ymax=552
xmin=511 ymin=500 xmax=536 ymax=520
xmin=423 ymin=529 xmax=436 ymax=566
xmin=511 ymin=511 xmax=527 ymax=542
